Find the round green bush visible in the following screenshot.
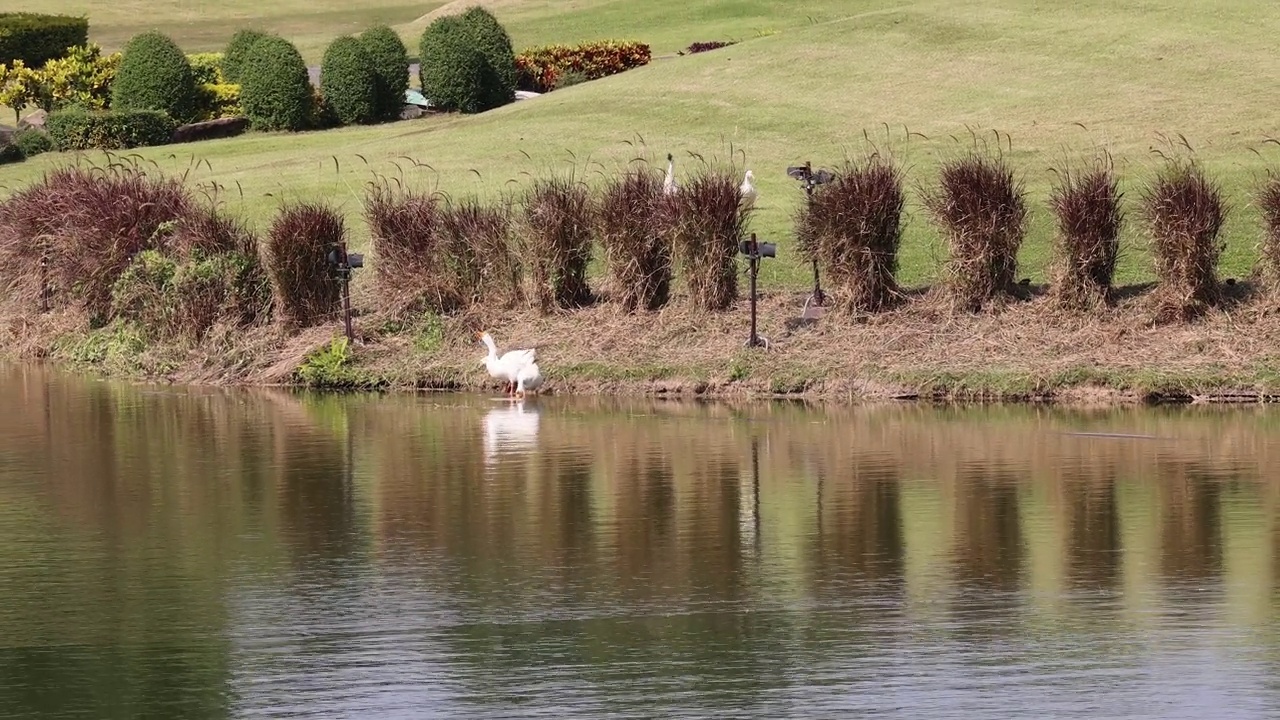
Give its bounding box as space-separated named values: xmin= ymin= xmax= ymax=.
xmin=221 ymin=28 xmax=268 ymax=83
xmin=13 ymin=127 xmax=52 ymax=157
xmin=459 ymin=6 xmax=516 ymax=107
xmin=320 ymin=36 xmax=377 ymax=125
xmin=359 ymin=25 xmax=409 ymax=121
xmin=238 ymin=34 xmax=312 ymax=131
xmin=418 ymin=15 xmax=500 ymax=114
xmin=110 ymin=31 xmax=199 ymax=123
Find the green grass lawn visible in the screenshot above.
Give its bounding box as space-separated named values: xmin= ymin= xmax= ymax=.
xmin=5 ymin=0 xmax=1280 ymax=289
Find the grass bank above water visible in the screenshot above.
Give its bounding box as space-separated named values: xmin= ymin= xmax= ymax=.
xmin=11 ymin=282 xmax=1280 ymax=406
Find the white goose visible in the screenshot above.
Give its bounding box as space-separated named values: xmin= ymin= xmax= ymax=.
xmin=663 ymin=153 xmax=678 ymax=195
xmin=478 ymin=331 xmax=536 ymax=395
xmin=515 ymin=361 xmax=544 ymax=399
xmin=739 ymin=169 xmax=757 ymax=208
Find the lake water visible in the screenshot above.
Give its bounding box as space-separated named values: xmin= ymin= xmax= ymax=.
xmin=1 ymin=364 xmax=1279 ymax=719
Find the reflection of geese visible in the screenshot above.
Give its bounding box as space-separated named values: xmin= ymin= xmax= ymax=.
xmin=482 ymin=401 xmax=541 ymax=465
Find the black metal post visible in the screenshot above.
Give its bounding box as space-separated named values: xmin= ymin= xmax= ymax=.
xmin=805 ymin=161 xmax=825 ymax=307
xmin=746 ymin=233 xmax=763 ymax=348
xmin=338 ymin=243 xmax=353 ymax=342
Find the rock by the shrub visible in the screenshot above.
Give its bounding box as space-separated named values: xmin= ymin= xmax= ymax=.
xmin=18 ymin=109 xmax=47 ymax=129
xmin=0 ymin=125 xmax=16 ymax=144
xmin=170 ymin=116 xmax=250 ymax=144
xmin=399 ymin=104 xmax=424 ymax=120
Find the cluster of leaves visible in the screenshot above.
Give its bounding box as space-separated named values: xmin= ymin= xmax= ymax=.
xmin=0 ymin=60 xmax=41 ymax=122
xmin=0 ymin=13 xmax=88 ymax=68
xmin=33 ymin=42 xmax=120 ymax=111
xmin=515 ymin=40 xmax=651 ymax=92
xmin=45 ymin=107 xmax=176 ymax=150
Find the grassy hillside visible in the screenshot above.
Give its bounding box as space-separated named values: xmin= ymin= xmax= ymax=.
xmin=5 ymin=0 xmax=1280 ymax=289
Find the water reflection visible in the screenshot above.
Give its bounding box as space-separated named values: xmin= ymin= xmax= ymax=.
xmin=2 ymin=366 xmax=1280 ymax=718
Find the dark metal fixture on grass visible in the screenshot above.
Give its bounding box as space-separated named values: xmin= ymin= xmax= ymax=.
xmin=327 ymin=244 xmax=364 ymax=342
xmin=787 ymin=161 xmax=835 ymax=308
xmin=740 ymin=232 xmax=776 ymax=349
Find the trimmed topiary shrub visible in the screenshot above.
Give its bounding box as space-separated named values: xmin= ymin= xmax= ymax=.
xmin=111 ymin=31 xmax=199 ymax=123
xmin=459 ymin=6 xmax=516 ymax=107
xmin=238 ymin=34 xmax=312 ymax=131
xmin=45 ymin=108 xmax=176 ymax=150
xmin=320 ymin=35 xmax=377 ymax=125
xmin=0 ymin=13 xmax=88 ymax=67
xmin=418 ymin=15 xmax=496 ymax=114
xmin=359 ymin=25 xmax=409 ymax=122
xmin=221 ymin=29 xmax=267 ymax=83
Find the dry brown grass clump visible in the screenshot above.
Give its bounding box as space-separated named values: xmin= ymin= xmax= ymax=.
xmin=1049 ymin=158 xmax=1124 ymax=310
xmin=597 ymin=167 xmax=673 ymax=312
xmin=670 ymin=163 xmax=750 ymax=311
xmin=795 ymin=155 xmax=905 ymax=313
xmin=441 ymin=196 xmax=522 ymax=309
xmin=364 ymin=183 xmax=452 ymax=316
xmin=521 ymin=177 xmax=594 ymax=313
xmin=1140 ymin=159 xmax=1226 ymax=322
xmin=923 ymin=152 xmax=1028 ymax=311
xmin=263 ymin=201 xmax=344 ymax=330
xmin=0 ymin=165 xmax=191 ymax=322
xmin=1256 ymin=171 xmax=1280 ymax=295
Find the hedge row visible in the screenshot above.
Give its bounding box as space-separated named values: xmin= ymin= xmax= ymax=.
xmin=515 ymin=40 xmax=651 ymax=92
xmin=45 ymin=108 xmax=175 ymax=150
xmin=0 ymin=13 xmax=88 ymax=68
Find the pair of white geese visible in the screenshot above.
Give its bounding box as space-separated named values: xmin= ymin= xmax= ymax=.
xmin=664 ymin=153 xmax=758 ymax=207
xmin=478 ymin=332 xmax=543 ymax=399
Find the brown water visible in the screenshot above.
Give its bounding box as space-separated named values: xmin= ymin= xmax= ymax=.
xmin=2 ymin=365 xmax=1279 ymax=719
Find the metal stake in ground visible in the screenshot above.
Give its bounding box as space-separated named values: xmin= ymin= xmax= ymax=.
xmin=740 ymin=232 xmax=776 ymax=349
xmin=787 ymin=161 xmax=835 ymax=307
xmin=327 ymin=243 xmax=364 ymax=342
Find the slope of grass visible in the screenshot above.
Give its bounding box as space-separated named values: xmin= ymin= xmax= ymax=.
xmin=5 ymin=0 xmax=1280 ymax=289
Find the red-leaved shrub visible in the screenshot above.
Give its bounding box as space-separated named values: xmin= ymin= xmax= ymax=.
xmin=515 ymin=40 xmax=650 ymax=92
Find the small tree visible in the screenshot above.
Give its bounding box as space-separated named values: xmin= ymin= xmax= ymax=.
xmin=238 ymin=34 xmax=312 ymax=131
xmin=320 ymin=36 xmax=377 ymax=125
xmin=359 ymin=25 xmax=409 ymax=122
xmin=0 ymin=60 xmax=40 ymax=122
xmin=110 ymin=31 xmax=198 ymax=122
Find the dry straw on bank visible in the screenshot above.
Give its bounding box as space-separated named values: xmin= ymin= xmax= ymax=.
xmin=263 ymin=201 xmax=344 ymax=330
xmin=796 ymin=155 xmax=906 ymax=313
xmin=597 ymin=166 xmax=672 ymax=312
xmin=521 ymin=176 xmax=594 ymax=313
xmin=670 ymin=161 xmax=751 ymax=311
xmin=1140 ymin=158 xmax=1226 ymax=322
xmin=1048 ymin=156 xmax=1124 ymax=310
xmin=1256 ymin=171 xmax=1280 ymax=296
xmin=924 ymin=151 xmax=1028 ymax=311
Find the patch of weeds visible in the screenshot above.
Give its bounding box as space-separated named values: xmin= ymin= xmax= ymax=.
xmin=555 ymin=361 xmax=676 ymax=382
xmin=727 ymin=356 xmax=752 ymax=383
xmin=296 ymin=337 xmax=381 ymax=389
xmin=769 ymin=366 xmax=819 ymax=394
xmin=412 ymin=311 xmax=446 ymax=353
xmin=54 ymin=323 xmax=149 ymax=375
